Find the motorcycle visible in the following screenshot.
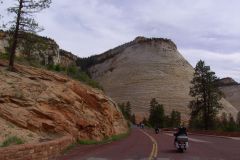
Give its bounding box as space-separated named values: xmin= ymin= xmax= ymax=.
xmin=155 ymin=128 xmax=160 ymax=134
xmin=174 ymin=134 xmax=189 ymax=152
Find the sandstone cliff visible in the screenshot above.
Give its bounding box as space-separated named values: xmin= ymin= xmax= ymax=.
xmin=86 ymin=37 xmax=238 ymax=120
xmin=218 ymin=78 xmax=240 ymax=111
xmin=0 ymin=60 xmax=128 ymax=144
xmin=59 ymin=49 xmax=78 ymax=67
xmin=0 ymin=31 xmax=76 ymax=67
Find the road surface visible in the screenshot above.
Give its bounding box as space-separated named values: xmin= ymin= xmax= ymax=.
xmin=58 ymin=127 xmax=240 ymax=160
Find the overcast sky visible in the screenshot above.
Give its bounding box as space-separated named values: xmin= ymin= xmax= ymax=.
xmin=1 ymin=0 xmax=240 ymax=82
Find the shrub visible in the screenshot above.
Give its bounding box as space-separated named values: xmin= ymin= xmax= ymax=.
xmin=1 ymin=136 xmax=24 ymax=147
xmin=67 ymin=65 xmax=78 ymax=75
xmin=72 ymin=71 xmax=103 ymax=90
xmin=0 ymin=53 xmax=9 ymax=60
xmin=54 ymin=64 xmax=61 ymax=72
xmin=47 ymin=64 xmax=55 ymax=70
xmin=77 ymin=130 xmax=130 ymax=145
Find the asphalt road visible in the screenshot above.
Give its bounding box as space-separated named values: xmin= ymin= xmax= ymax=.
xmin=58 ymin=127 xmax=240 ymax=160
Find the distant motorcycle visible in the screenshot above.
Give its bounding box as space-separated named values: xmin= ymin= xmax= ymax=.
xmin=174 ymin=134 xmax=189 ymax=152
xmin=140 ymin=123 xmax=144 ymax=129
xmin=155 ymin=128 xmax=160 ymax=134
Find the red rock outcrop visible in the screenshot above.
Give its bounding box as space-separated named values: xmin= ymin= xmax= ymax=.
xmin=0 ymin=60 xmax=128 ymax=143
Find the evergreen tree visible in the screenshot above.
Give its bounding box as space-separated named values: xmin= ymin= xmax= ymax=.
xmin=142 ymin=117 xmax=148 ymax=125
xmin=118 ymin=103 xmax=126 ymax=118
xmin=221 ymin=112 xmax=228 ymax=127
xmin=164 ymin=115 xmax=171 ymax=128
xmin=170 ymin=110 xmax=181 ymax=127
xmin=237 ymin=111 xmax=240 ymax=127
xmin=189 ymin=60 xmax=223 ymax=130
xmin=131 ymin=114 xmax=136 ymax=125
xmin=148 ymin=98 xmax=165 ymax=128
xmin=5 ymin=0 xmax=52 ymax=70
xmin=218 ymin=112 xmax=240 ymax=131
xmin=236 ymin=111 xmax=240 ymax=129
xmin=118 ymin=102 xmax=132 ymax=121
xmin=125 ymin=101 xmax=132 ymax=120
xmin=227 ymin=113 xmax=237 ymax=131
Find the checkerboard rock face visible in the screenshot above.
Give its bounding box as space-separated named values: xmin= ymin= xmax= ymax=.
xmin=88 ymin=37 xmax=238 ymax=121
xmin=218 ymin=78 xmax=240 ymax=111
xmin=0 ymin=60 xmax=128 ymax=143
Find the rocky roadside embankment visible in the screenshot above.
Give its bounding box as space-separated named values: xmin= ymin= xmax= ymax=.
xmin=0 ymin=60 xmax=128 ymax=145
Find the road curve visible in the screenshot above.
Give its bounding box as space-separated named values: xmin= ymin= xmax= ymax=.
xmin=58 ymin=127 xmax=240 ymax=160
xmin=58 ymin=127 xmax=153 ymax=160
xmin=139 ymin=129 xmax=158 ymax=159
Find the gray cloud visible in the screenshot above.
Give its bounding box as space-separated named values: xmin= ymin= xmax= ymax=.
xmin=1 ymin=0 xmax=239 ymax=81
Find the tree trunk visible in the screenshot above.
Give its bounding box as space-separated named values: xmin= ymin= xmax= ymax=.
xmin=203 ymin=84 xmax=209 ymax=130
xmin=8 ymin=0 xmax=23 ymax=71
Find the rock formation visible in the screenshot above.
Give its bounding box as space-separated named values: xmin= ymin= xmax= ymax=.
xmin=0 ymin=60 xmax=128 ymax=143
xmin=59 ymin=49 xmax=78 ymax=67
xmin=0 ymin=31 xmax=76 ymax=67
xmin=85 ymin=37 xmax=238 ymax=120
xmin=218 ymin=78 xmax=240 ymax=111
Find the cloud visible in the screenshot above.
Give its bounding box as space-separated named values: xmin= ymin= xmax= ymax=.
xmin=180 ymin=49 xmax=240 ymax=82
xmin=0 ymin=0 xmax=239 ymax=81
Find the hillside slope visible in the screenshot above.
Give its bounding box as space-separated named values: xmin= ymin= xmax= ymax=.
xmin=218 ymin=78 xmax=240 ymax=111
xmin=0 ymin=60 xmax=128 ymax=144
xmin=0 ymin=31 xmax=77 ymax=67
xmin=87 ymin=37 xmax=238 ymax=120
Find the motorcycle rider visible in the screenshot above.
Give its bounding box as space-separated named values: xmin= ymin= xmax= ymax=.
xmin=155 ymin=125 xmax=160 ymax=133
xmin=140 ymin=122 xmax=144 ymax=129
xmin=174 ymin=126 xmax=187 ymax=143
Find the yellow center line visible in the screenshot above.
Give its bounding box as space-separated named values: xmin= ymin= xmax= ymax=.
xmin=140 ymin=129 xmax=158 ymax=160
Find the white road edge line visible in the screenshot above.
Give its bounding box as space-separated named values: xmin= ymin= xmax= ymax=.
xmin=164 ymin=131 xmax=240 ymax=141
xmin=230 ymin=137 xmax=240 ymax=140
xmin=164 ymin=133 xmax=211 ymax=143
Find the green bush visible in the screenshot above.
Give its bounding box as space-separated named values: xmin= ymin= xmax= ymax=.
xmin=72 ymin=71 xmax=103 ymax=90
xmin=54 ymin=64 xmax=61 ymax=72
xmin=77 ymin=130 xmax=130 ymax=145
xmin=67 ymin=65 xmax=78 ymax=75
xmin=1 ymin=53 xmax=102 ymax=90
xmin=219 ymin=113 xmax=240 ymax=132
xmin=0 ymin=53 xmax=9 ymax=60
xmin=1 ymin=136 xmax=24 ymax=147
xmin=47 ymin=64 xmax=54 ymax=70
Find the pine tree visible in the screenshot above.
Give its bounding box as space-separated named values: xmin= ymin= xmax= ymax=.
xmin=125 ymin=101 xmax=132 ymax=120
xmin=148 ymin=98 xmax=165 ymax=128
xmin=221 ymin=112 xmax=228 ymax=127
xmin=118 ymin=102 xmax=132 ymax=121
xmin=237 ymin=111 xmax=240 ymax=127
xmin=189 ymin=60 xmax=223 ymax=130
xmin=227 ymin=113 xmax=237 ymax=131
xmin=170 ymin=110 xmax=181 ymax=127
xmin=6 ymin=0 xmax=51 ymax=70
xmin=131 ymin=114 xmax=136 ymax=124
xmin=164 ymin=115 xmax=171 ymax=127
xmin=142 ymin=117 xmax=148 ymax=125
